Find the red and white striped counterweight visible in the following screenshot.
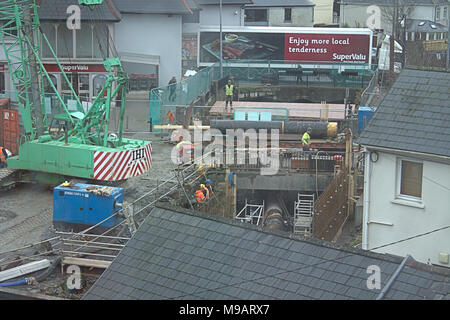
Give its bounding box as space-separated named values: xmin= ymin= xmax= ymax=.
xmin=93 ymin=144 xmax=152 ymax=181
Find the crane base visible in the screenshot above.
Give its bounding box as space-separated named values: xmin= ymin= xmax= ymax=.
xmin=6 ymin=138 xmax=152 ymax=182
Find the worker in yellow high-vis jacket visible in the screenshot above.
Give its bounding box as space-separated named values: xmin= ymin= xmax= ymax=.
xmin=225 ymin=79 xmax=234 ymax=111
xmin=302 ymin=127 xmax=312 ymax=151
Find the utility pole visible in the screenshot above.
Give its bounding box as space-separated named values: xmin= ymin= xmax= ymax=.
xmin=401 ymin=14 xmax=406 ymax=67
xmin=389 ymin=0 xmax=397 ymax=86
xmin=447 ymin=17 xmax=450 ymax=70
xmin=219 ymin=0 xmax=223 ymax=78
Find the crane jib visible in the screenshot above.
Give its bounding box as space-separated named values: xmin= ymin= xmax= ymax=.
xmin=0 ymin=0 xmax=153 ymax=182
xmin=78 ymin=0 xmax=104 ymax=6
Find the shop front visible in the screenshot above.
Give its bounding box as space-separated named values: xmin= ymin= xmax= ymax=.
xmin=119 ymin=52 xmax=160 ymax=91
xmin=43 ymin=63 xmax=108 ymax=102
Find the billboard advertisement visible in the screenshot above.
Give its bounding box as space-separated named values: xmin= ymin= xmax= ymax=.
xmin=199 ymin=28 xmax=372 ymax=65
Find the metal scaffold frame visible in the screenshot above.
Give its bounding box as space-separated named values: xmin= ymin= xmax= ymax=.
xmin=235 ymin=199 xmax=265 ymax=226
xmin=294 ymin=193 xmax=314 ymax=236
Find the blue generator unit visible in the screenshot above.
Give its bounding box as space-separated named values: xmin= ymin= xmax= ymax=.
xmin=53 ymin=183 xmax=124 ymax=232
xmin=358 ymin=106 xmax=377 ymax=133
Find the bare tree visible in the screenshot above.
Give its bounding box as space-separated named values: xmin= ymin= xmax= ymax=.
xmin=380 ymin=0 xmax=415 ymax=36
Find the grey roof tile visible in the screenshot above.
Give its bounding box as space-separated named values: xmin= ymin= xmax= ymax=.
xmin=358 ymin=69 xmax=450 ymax=157
xmin=83 ymin=205 xmax=450 ymax=300
xmin=38 ymin=0 xmax=121 ymax=21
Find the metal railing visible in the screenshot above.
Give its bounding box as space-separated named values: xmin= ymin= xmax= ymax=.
xmin=57 ymin=231 xmax=128 ymax=262
xmin=211 ymin=149 xmax=345 ymax=172
xmin=149 ymin=60 xmax=376 ymax=128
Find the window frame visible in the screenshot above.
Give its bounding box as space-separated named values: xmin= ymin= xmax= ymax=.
xmin=40 ymin=22 xmax=108 ymax=60
xmin=396 ymin=157 xmax=423 ymax=202
xmin=244 ymin=8 xmax=268 ymax=23
xmin=284 ymin=8 xmax=292 ymax=23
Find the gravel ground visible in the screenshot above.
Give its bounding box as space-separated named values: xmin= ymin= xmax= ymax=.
xmin=0 ymin=131 xmax=178 ymax=299
xmin=0 ymin=91 xmax=177 ymax=256
xmin=0 ymin=184 xmax=53 ymax=253
xmin=0 ymin=131 xmax=176 ymax=255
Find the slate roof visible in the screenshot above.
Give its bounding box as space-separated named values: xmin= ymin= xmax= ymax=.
xmin=358 ymin=68 xmax=450 ymax=158
xmin=83 ymin=204 xmax=450 ymax=300
xmin=406 ymin=19 xmax=448 ymax=33
xmin=112 ymin=0 xmax=193 ymax=14
xmin=38 ymin=0 xmax=121 ymax=21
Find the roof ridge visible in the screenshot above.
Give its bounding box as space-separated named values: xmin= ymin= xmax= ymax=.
xmin=153 ymin=202 xmax=450 ymax=276
xmin=405 ymin=66 xmax=450 ymax=73
xmin=104 ymin=0 xmax=122 ymax=20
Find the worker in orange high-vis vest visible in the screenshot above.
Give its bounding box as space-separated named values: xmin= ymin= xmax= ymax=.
xmin=195 ymin=189 xmax=206 ymax=203
xmin=0 ymin=146 xmax=7 ymax=168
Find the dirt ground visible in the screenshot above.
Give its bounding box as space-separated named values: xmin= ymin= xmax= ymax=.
xmin=335 ymin=218 xmax=362 ymax=248
xmin=0 ymin=132 xmax=175 ymax=253
xmin=0 ymin=131 xmax=178 ymax=299
xmin=1 ymin=90 xmax=176 ymax=253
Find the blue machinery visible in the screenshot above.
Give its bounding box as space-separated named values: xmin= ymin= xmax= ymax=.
xmin=53 ymin=183 xmax=124 ymax=232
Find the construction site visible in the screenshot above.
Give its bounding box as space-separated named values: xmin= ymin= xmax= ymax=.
xmin=1 ymin=0 xmax=449 ymax=302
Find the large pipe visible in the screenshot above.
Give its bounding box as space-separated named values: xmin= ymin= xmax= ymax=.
xmin=284 ymin=121 xmax=337 ymax=138
xmin=210 ymin=120 xmax=283 ymax=132
xmin=210 ymin=120 xmax=337 ymax=137
xmin=263 ymin=201 xmax=286 ymax=231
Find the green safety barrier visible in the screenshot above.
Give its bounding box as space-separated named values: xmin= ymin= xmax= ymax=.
xmin=149 ymin=61 xmax=375 ymax=129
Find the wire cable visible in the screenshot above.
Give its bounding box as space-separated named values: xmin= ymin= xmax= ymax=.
xmin=168 ymin=224 xmax=450 ymax=300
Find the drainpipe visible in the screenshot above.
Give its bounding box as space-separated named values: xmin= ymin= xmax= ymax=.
xmin=362 ymin=147 xmax=370 ymax=250
xmin=376 ymin=255 xmax=411 ymax=300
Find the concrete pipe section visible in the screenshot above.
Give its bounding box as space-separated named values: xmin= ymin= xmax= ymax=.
xmin=210 ymin=120 xmax=337 ymax=138
xmin=263 ymin=198 xmax=287 ymax=231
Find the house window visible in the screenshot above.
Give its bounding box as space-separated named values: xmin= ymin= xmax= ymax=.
xmin=436 ymin=7 xmax=441 ymax=20
xmin=41 ymin=22 xmax=108 ymax=59
xmin=77 ymin=24 xmax=93 ymax=58
xmin=284 ymin=8 xmax=292 ymax=22
xmin=397 ymin=159 xmax=423 ymax=200
xmin=444 ymin=7 xmax=448 ymax=19
xmin=57 ymin=25 xmax=73 ymax=58
xmin=244 ymin=9 xmax=268 ymax=24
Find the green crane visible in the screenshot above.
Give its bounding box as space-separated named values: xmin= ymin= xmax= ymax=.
xmin=0 ymin=0 xmax=152 ymax=184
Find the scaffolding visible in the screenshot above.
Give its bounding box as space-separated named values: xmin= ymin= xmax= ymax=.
xmin=294 ymin=193 xmax=314 ymax=236
xmin=235 ymin=199 xmax=265 ymax=226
